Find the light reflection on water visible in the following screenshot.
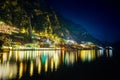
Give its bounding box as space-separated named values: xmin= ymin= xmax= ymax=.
xmin=0 ymin=49 xmax=113 ymax=79
xmin=0 ymin=62 xmax=17 ymax=79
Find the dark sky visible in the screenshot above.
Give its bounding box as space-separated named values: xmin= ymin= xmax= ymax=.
xmin=46 ymin=0 xmax=120 ymax=42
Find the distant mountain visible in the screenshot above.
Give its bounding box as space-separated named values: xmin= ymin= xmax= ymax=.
xmin=0 ymin=0 xmax=102 ymax=46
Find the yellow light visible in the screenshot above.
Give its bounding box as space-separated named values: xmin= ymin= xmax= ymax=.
xmin=80 ymin=50 xmax=96 ymax=62
xmin=70 ymin=53 xmax=75 ymax=64
xmin=38 ymin=59 xmax=41 ymax=74
xmin=0 ymin=62 xmax=17 ymax=79
xmin=54 ymin=54 xmax=59 ymax=71
xmin=8 ymin=50 xmax=12 ymax=60
xmin=45 ymin=59 xmax=48 ymax=72
xmin=9 ymin=72 xmax=13 ymax=79
xmin=51 ymin=58 xmax=54 ymax=72
xmin=32 ymin=29 xmax=35 ymax=33
xmin=62 ymin=50 xmax=65 ymax=63
xmin=21 ymin=28 xmax=26 ymax=33
xmin=80 ymin=50 xmax=85 ymax=62
xmin=2 ymin=52 xmax=8 ymax=62
xmin=19 ymin=62 xmax=23 ymax=79
xmin=30 ymin=61 xmax=34 ymax=76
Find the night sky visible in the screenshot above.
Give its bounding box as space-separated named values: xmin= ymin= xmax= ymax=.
xmin=46 ymin=0 xmax=120 ymax=42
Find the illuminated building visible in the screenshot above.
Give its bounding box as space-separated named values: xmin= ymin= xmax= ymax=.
xmin=0 ymin=21 xmax=19 ymax=34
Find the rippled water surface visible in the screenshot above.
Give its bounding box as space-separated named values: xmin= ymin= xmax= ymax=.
xmin=0 ymin=49 xmax=117 ymax=80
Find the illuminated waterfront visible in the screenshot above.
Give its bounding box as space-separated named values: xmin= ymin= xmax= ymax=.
xmin=0 ymin=48 xmax=113 ymax=79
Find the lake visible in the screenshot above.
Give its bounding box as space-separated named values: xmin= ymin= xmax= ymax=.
xmin=0 ymin=48 xmax=119 ymax=80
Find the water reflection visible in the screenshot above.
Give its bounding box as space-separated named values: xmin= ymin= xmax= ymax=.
xmin=0 ymin=62 xmax=17 ymax=79
xmin=30 ymin=61 xmax=34 ymax=76
xmin=0 ymin=49 xmax=113 ymax=79
xmin=19 ymin=62 xmax=23 ymax=78
xmin=105 ymin=49 xmax=113 ymax=57
xmin=79 ymin=50 xmax=96 ymax=62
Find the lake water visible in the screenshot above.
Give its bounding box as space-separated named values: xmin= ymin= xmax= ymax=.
xmin=0 ymin=49 xmax=119 ymax=80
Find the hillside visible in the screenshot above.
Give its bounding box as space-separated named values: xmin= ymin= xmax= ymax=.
xmin=0 ymin=0 xmax=102 ymax=46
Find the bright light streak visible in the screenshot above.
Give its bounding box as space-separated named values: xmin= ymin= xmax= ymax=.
xmin=38 ymin=60 xmax=41 ymax=74
xmin=30 ymin=61 xmax=34 ymax=76
xmin=51 ymin=58 xmax=54 ymax=72
xmin=45 ymin=59 xmax=48 ymax=72
xmin=19 ymin=62 xmax=23 ymax=79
